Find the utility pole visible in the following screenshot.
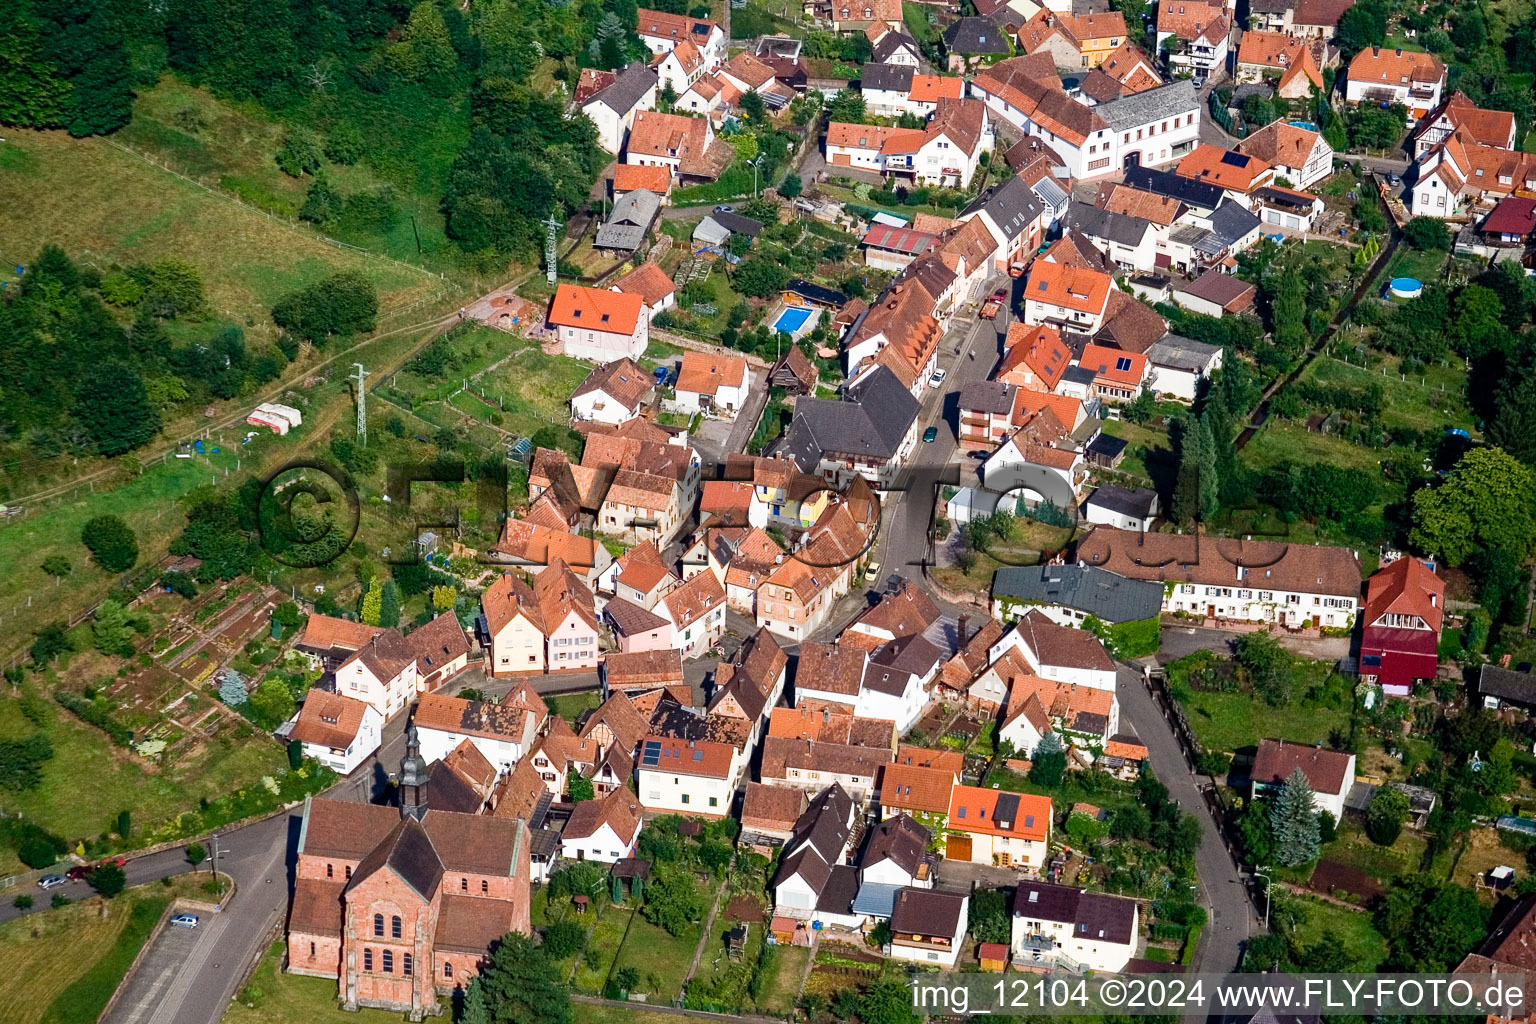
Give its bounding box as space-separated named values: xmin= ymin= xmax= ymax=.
xmin=543 ymin=212 xmax=563 ymax=286
xmin=1253 ymin=868 xmax=1273 ymax=929
xmin=351 ymin=363 xmax=370 ymax=448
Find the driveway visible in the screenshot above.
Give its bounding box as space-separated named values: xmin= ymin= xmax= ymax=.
xmin=1157 ymin=624 xmax=1351 ymax=664
xmin=104 ymin=915 xmax=223 ymax=1024
xmin=1115 ymin=663 xmax=1256 ymax=973
xmin=933 ymin=858 xmax=1027 ymax=893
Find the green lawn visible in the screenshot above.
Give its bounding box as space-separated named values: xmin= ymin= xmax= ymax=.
xmin=0 ymin=690 xmax=287 ymax=857
xmin=1280 ymin=895 xmax=1388 ymax=971
xmin=0 ymin=884 xmax=173 ymax=1024
xmin=1240 ymin=419 xmax=1391 ymax=474
xmin=1306 ymin=357 xmax=1476 ymax=435
xmin=572 ymin=905 xmax=635 ymax=994
xmin=1382 ymin=245 xmax=1447 ymax=287
xmin=612 ymin=914 xmax=703 ymax=1001
xmin=223 ymin=942 xmax=393 ymax=1024
xmin=1174 ymin=675 xmax=1350 ymax=754
xmin=546 ymin=691 xmax=602 ymax=727
xmin=1318 ymin=817 xmax=1427 ymax=882
xmin=753 ymin=943 xmax=811 ymax=1014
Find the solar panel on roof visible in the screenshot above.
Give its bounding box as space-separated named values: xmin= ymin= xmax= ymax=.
xmin=641 ymin=740 xmax=662 ymax=766
xmin=1115 ymin=356 xmax=1132 ymax=371
xmin=1220 ymin=151 xmax=1248 ymax=167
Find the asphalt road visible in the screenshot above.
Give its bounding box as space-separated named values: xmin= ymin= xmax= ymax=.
xmin=1114 ymin=663 xmax=1256 ymax=975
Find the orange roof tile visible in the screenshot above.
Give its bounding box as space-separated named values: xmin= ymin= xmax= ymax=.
xmin=676 ymin=350 xmax=748 ymax=395
xmin=1025 ymin=260 xmax=1113 ymax=316
xmin=948 ymin=785 xmax=1051 ymax=840
xmin=613 ymin=164 xmax=673 ymax=194
xmin=1346 ymin=46 xmax=1445 ymax=87
xmin=1078 ymin=343 xmax=1148 ymax=387
xmin=1175 ymin=144 xmax=1273 ymax=192
xmin=549 ymin=284 xmax=643 ymax=335
xmin=612 ymin=261 xmax=676 ymax=309
xmin=880 ymin=762 xmax=957 ymax=815
xmin=1000 ymin=322 xmax=1070 ymax=390
xmin=909 ymin=74 xmax=965 ymax=103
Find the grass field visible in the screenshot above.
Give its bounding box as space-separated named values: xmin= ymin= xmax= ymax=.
xmin=1175 ymin=682 xmax=1349 ymax=753
xmin=222 ymin=942 xmax=392 ymax=1024
xmin=547 ymin=691 xmax=602 ymax=727
xmin=0 ymin=129 xmax=438 ymax=329
xmin=1319 ymin=817 xmax=1427 ymax=881
xmin=1281 ymin=895 xmax=1388 ymax=971
xmin=754 ymin=943 xmax=811 ymax=1014
xmin=1305 ymin=357 xmax=1477 ymax=435
xmin=0 ymin=690 xmax=287 ymax=857
xmin=572 ymin=905 xmax=635 ymax=993
xmin=1382 ymin=245 xmax=1447 ymax=288
xmin=1240 ymin=419 xmax=1391 ymax=474
xmin=0 ymin=880 xmax=202 ymax=1024
xmin=612 ymin=914 xmax=702 ymax=1001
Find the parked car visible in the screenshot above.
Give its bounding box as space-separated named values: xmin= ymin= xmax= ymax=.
xmin=169 ymin=914 xmax=200 ymax=929
xmin=864 ymin=560 xmax=881 ymax=582
xmin=928 ymin=368 xmax=947 ymax=389
xmin=65 ymin=865 xmax=91 ymax=881
xmin=923 ymin=426 xmax=939 ymax=443
xmin=714 ymin=205 xmax=735 ymax=214
xmin=979 ymin=288 xmax=1007 ymax=319
xmin=38 ymin=875 xmax=66 ymax=889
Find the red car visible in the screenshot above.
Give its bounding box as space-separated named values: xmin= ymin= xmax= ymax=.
xmin=65 ymin=865 xmax=90 ymax=880
xmin=979 ymin=289 xmax=1008 ymax=319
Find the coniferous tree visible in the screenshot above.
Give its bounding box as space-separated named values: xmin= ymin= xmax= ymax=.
xmin=475 ymin=932 xmax=571 ymax=1024
xmin=379 ymin=580 xmax=401 ymax=628
xmin=1270 ymin=768 xmax=1320 ymax=866
xmin=360 ymin=576 xmax=384 ymax=626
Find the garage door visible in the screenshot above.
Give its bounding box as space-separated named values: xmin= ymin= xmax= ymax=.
xmin=945 ymin=835 xmax=972 ymax=861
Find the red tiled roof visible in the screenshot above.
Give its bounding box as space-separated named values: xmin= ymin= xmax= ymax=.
xmin=549 ymin=284 xmax=643 ymax=335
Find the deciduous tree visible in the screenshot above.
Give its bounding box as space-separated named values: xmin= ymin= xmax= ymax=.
xmin=81 ymin=514 xmax=138 ymax=572
xmin=1410 ymin=447 xmax=1536 ymax=564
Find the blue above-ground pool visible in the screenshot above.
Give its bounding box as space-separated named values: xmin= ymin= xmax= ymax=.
xmin=772 ymin=306 xmax=815 ymax=334
xmin=1288 ymin=120 xmax=1320 ymax=132
xmin=1389 ymin=277 xmax=1424 ymax=299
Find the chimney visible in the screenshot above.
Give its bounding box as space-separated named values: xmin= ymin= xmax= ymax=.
xmin=957 ymin=614 xmax=969 ymax=648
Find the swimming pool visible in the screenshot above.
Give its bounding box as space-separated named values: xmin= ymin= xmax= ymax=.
xmin=772 ymin=306 xmax=815 ymax=334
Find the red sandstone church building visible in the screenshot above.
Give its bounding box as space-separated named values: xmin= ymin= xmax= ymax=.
xmin=287 ymin=730 xmax=531 ymax=1018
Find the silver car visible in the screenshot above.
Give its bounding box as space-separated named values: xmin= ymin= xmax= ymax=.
xmin=37 ymin=875 xmax=66 ymax=889
xmin=169 ymin=914 xmax=200 ymax=928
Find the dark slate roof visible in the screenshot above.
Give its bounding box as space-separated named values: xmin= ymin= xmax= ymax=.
xmin=787 ymin=278 xmax=848 ymax=305
xmin=1096 ymin=79 xmax=1198 ymax=131
xmin=1207 ymin=200 xmax=1262 ymax=248
xmin=1066 ymin=201 xmax=1155 ymax=248
xmin=792 ymin=783 xmax=856 ymax=863
xmin=961 ymin=379 xmax=1016 ymax=415
xmin=1145 ymin=333 xmax=1221 ymax=371
xmin=1087 ymin=433 xmax=1128 ymax=460
xmin=870 ymin=633 xmax=944 ymax=678
xmin=714 ymin=211 xmax=765 ymax=237
xmin=427 ymin=760 xmax=487 ymax=814
xmin=345 ymin=818 xmax=444 ymax=902
xmin=992 ymin=564 xmax=1164 ymax=623
xmin=1123 ymin=165 xmax=1223 ymax=211
xmin=781 ymin=366 xmax=920 ymax=469
xmin=861 ymin=62 xmax=915 ymax=93
xmin=944 ymin=16 xmax=1011 ymax=53
xmin=963 ymin=176 xmax=1045 ymax=244
xmin=818 ymin=864 xmax=862 ymax=913
xmin=589 ymin=62 xmax=660 ymax=115
xmin=890 ymin=886 xmax=966 ymax=935
xmin=1013 ymin=880 xmax=1137 ymax=944
xmin=872 ymin=31 xmax=922 ymax=63
xmin=860 ymin=813 xmax=931 ymax=876
xmin=1480 ymin=666 xmax=1536 ymax=706
xmin=528 ymin=827 xmax=562 ymax=859
xmin=1086 ymin=484 xmax=1159 ymax=519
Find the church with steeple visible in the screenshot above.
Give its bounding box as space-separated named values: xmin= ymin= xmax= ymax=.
xmin=286 ymin=728 xmax=532 ymax=1019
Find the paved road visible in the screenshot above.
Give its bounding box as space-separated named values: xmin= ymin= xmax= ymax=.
xmin=1115 ymin=663 xmax=1256 ymax=974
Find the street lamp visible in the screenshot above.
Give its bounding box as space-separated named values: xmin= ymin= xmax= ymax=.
xmin=1253 ymin=867 xmax=1274 ymax=929
xmin=210 ymin=834 xmax=226 ymax=903
xmin=751 ymin=156 xmax=762 ymax=198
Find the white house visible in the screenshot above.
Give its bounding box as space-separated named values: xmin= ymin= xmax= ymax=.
xmin=636 ymin=8 xmax=726 ymax=66
xmin=770 ymin=784 xmax=858 ymax=923
xmin=1236 ymin=120 xmax=1334 ymax=190
xmin=1075 ymin=526 xmax=1363 ymax=630
xmin=413 ymin=692 xmax=540 ymax=775
xmin=288 ymin=690 xmax=382 ymax=776
xmin=1013 ymin=881 xmax=1140 ymax=973
xmin=945 ymin=785 xmax=1052 ymax=870
xmin=581 ymin=63 xmax=660 ymax=155
xmin=1344 ymin=47 xmax=1445 ymax=123
xmin=1082 ymin=485 xmax=1161 ymax=532
xmin=549 ymin=284 xmax=649 ymax=363
xmin=570 ymin=357 xmax=653 ymax=425
xmin=1155 ymin=1 xmax=1229 ymax=85
xmin=1144 ymin=334 xmax=1223 ymax=403
xmin=560 ymin=787 xmax=645 ymax=863
xmin=332 ymin=631 xmax=420 ymax=720
xmin=673 ymin=351 xmax=751 ymax=416
xmin=1022 ymin=260 xmax=1115 ymax=333
xmin=657 ymin=569 xmax=727 ymax=659
xmin=995 ymin=671 xmax=1120 ymax=755
xmin=636 ymin=734 xmax=741 ymax=816
xmin=858 ymin=635 xmax=944 ymax=733
xmin=1251 ymin=738 xmax=1357 ymax=821
xmin=655 ymin=40 xmax=708 ymax=94
xmin=988 ymin=610 xmax=1117 ymax=691
xmin=889 ymin=888 xmax=969 ymax=967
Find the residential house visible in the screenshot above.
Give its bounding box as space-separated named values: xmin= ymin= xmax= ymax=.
xmin=612 ymin=163 xmax=673 ymax=202
xmin=290 ymin=690 xmax=383 ymax=775
xmin=768 ymin=706 xmax=898 ymax=750
xmin=760 ymin=736 xmax=894 ymax=805
xmin=779 ymin=365 xmax=921 ymax=488
xmin=889 ymin=889 xmax=969 ymax=967
xmin=1144 ymin=333 xmax=1223 ymax=401
xmin=1234 ymin=32 xmax=1329 ymax=102
xmin=1176 ymin=144 xmax=1277 ymax=205
xmin=1065 ymin=201 xmax=1158 ymax=272
xmin=843 ymin=577 xmax=942 ymax=648
xmin=863 ymin=222 xmax=941 ymax=271
xmin=878 ymin=760 xmax=958 ymax=830
xmin=1253 ymin=184 xmax=1327 ymax=233
xmin=1155 ymin=1 xmax=1228 ymax=83
xmin=581 ymin=63 xmax=660 ymax=154
xmin=414 ymin=691 xmax=542 ymax=774
xmin=1291 ymin=0 xmax=1352 ymax=38
xmin=859 ymin=634 xmax=945 ymax=732
xmin=871 ymin=27 xmax=923 ymax=66
xmin=599 ymin=539 xmax=680 ymax=610
xmin=590 ymin=434 xmax=700 ymax=548
xmin=1481 ymin=198 xmax=1536 ymax=245
xmin=636 ymin=734 xmax=741 ymax=815
xmin=285 ymin=746 xmax=531 ymax=1016
xmin=996 ymin=673 xmax=1119 ymax=755
xmin=490 ymin=517 xmax=612 ymax=582
xmin=945 ymin=785 xmax=1052 ymax=868
xmin=1359 ymin=556 xmax=1444 ymax=696
xmin=959 ymin=380 xmax=1020 ymax=449
xmin=534 ymin=560 xmax=602 ymax=672
xmin=707 ymin=627 xmax=789 ymax=750
xmin=1075 ymin=525 xmax=1362 ymax=628
xmin=756 ymin=491 xmax=876 ymax=640
xmin=1345 ymin=47 xmax=1445 ymax=123
xmin=792 ymin=641 xmax=868 ymax=715
xmin=611 ymin=260 xmax=677 ymax=318
xmin=561 ymin=787 xmax=644 ymax=863
xmin=1162 ymin=196 xmax=1262 ymax=272
xmin=770 ymin=784 xmax=857 ymax=925
xmin=624 ymin=110 xmax=730 ymax=182
xmin=570 ymin=358 xmax=652 ymax=425
xmin=595 ymin=188 xmax=660 ymax=253
xmin=603 ymin=649 xmax=688 ymax=703
xmin=960 ymin=175 xmax=1047 ymax=273
xmin=718 ymin=52 xmax=797 ymax=107
xmin=853 ymin=814 xmax=935 ymax=923
xmin=884 ymin=98 xmax=991 ymax=188
xmin=997 ymin=322 xmax=1071 ymax=393
xmin=1023 ymin=260 xmax=1115 ymax=333
xmin=830 ymin=0 xmax=904 ymax=35
xmin=549 ymin=285 xmax=648 ymax=363
xmin=943 ymin=17 xmax=1012 ymax=71
xmin=1171 ymin=268 xmax=1257 ymax=316
xmin=1076 ymin=343 xmax=1148 ymax=402
xmin=742 ymin=782 xmax=809 ymax=845
xmin=1236 ymin=119 xmax=1334 ymax=189
xmin=654 ymin=39 xmax=708 ymax=94
xmin=1098 ymin=43 xmax=1163 ymax=93
xmin=991 ymin=563 xmax=1164 ymax=627
xmin=659 ymin=569 xmax=727 ymax=658
xmin=1409 ymin=130 xmax=1536 ymax=219
xmin=408 ymin=612 xmax=472 ymax=693
xmin=673 ymin=351 xmax=751 ymax=415
xmin=990 ymin=609 xmax=1117 ymax=690
xmin=332 ymin=631 xmax=421 ymax=720
xmin=636 ymin=8 xmax=726 ymax=65
xmin=481 ymin=572 xmax=547 ymax=677
xmin=1412 ymin=91 xmax=1518 ymax=158
xmin=1251 ymin=738 xmax=1356 ymax=820
xmin=1012 ymin=881 xmax=1139 ymax=972
xmin=1082 ymin=484 xmax=1161 ymax=531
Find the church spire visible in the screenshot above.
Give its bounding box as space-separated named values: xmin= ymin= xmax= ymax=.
xmin=400 ymin=725 xmax=429 ymax=821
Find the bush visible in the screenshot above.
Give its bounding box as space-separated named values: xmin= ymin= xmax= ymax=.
xmin=55 ymin=690 xmax=133 ymax=746
xmin=542 ymin=918 xmax=585 ymax=959
xmin=1404 ymin=216 xmax=1451 ymax=251
xmin=271 ymin=272 xmax=378 ymax=342
xmin=81 ymin=515 xmax=138 ymax=572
